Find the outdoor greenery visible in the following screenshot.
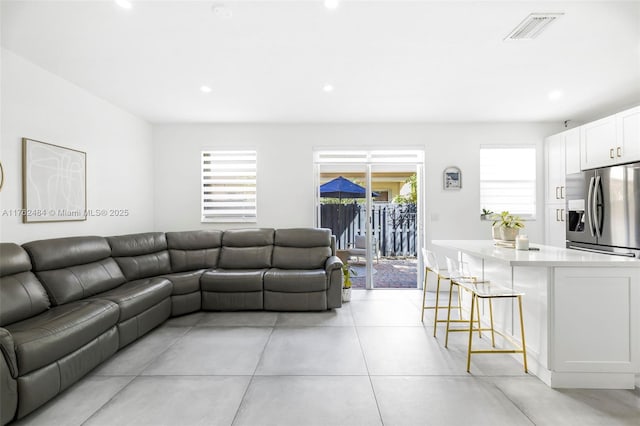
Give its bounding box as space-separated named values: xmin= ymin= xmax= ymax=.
xmin=392 ymin=174 xmax=417 ymax=204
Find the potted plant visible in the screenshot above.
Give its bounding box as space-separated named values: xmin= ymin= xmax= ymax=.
xmin=342 ymin=263 xmax=355 ymax=302
xmin=480 ymin=208 xmax=494 ymax=221
xmin=491 ymin=211 xmax=524 ymax=241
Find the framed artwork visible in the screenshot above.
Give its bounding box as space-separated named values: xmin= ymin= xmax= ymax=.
xmin=22 ymin=138 xmax=87 ymax=223
xmin=443 ymin=166 xmax=461 ymax=190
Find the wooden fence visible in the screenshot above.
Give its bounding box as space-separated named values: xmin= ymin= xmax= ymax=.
xmin=320 ymin=202 xmax=417 ymax=257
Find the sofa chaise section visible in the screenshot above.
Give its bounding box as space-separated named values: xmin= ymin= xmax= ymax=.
xmin=1 ymin=242 xmax=119 ymax=422
xmin=264 ymin=228 xmax=343 ymax=311
xmin=201 ymin=228 xmax=275 ymax=310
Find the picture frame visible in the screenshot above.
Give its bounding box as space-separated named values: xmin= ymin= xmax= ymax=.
xmin=22 ymin=138 xmax=87 ymax=223
xmin=443 ymin=166 xmax=461 ymax=190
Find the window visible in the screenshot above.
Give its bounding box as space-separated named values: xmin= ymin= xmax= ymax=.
xmin=480 ymin=146 xmax=536 ymax=218
xmin=201 ymin=150 xmax=257 ymax=222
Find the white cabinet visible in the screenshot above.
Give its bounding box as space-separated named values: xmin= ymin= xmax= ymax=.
xmin=564 ymin=128 xmax=581 ymax=174
xmin=545 ymin=134 xmax=565 ymax=204
xmin=545 ymin=205 xmax=566 ymax=248
xmin=581 ymin=106 xmax=640 ymax=170
xmin=552 ymin=267 xmax=640 ymax=382
xmin=616 ymin=105 xmax=640 ymax=163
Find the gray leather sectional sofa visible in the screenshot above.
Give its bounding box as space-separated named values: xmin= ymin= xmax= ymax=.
xmin=0 ymin=227 xmax=342 ymax=425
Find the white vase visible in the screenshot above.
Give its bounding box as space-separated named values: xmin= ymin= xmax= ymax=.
xmin=342 ymin=287 xmax=352 ymax=302
xmin=499 ymin=227 xmax=519 ymax=241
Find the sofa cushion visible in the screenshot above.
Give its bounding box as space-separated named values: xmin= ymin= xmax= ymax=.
xmin=274 ymin=228 xmax=331 ymax=248
xmin=5 ymin=299 xmax=118 ymax=375
xmin=22 ymin=236 xmax=111 ymax=271
xmin=272 ymin=228 xmax=332 ymax=269
xmin=35 ymin=258 xmax=127 ymax=306
xmin=218 ymin=229 xmax=275 ymax=269
xmin=166 ymin=230 xmax=222 ymax=272
xmin=263 ymin=269 xmax=327 ymax=293
xmin=161 ymin=270 xmax=204 ymax=295
xmin=107 ymin=232 xmax=171 ymax=280
xmin=201 ymin=270 xmax=265 ymax=292
xmin=92 ymin=277 xmax=173 ymax=322
xmin=22 ymin=237 xmax=127 ymax=306
xmin=0 ymin=243 xmax=51 ymax=327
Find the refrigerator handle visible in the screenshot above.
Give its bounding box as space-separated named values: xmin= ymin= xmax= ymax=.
xmin=594 ymin=175 xmax=602 ymax=238
xmin=587 ymin=176 xmax=596 ymax=237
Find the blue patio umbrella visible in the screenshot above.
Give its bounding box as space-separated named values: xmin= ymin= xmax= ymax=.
xmin=319 ymin=176 xmax=379 ymax=200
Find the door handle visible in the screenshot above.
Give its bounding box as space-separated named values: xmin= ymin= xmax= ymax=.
xmin=587 ymin=176 xmax=595 ymax=237
xmin=609 ymin=148 xmax=615 ymax=159
xmin=556 ymin=209 xmax=560 ymax=222
xmin=561 ymin=209 xmax=565 ymax=222
xmin=555 ymin=187 xmax=560 ymax=199
xmin=594 ymin=175 xmax=602 ymax=238
xmin=617 ymin=146 xmax=622 ymax=157
xmin=560 ymin=186 xmax=564 ymax=199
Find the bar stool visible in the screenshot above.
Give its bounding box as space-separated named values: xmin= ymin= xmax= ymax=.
xmin=443 ymin=256 xmax=482 ymax=346
xmin=464 ymin=282 xmax=528 ymax=373
xmin=442 ymin=257 xmax=528 ymax=373
xmin=420 ymin=249 xmax=462 ymax=337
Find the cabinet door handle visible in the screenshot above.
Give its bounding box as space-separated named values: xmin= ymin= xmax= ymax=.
xmin=561 ymin=209 xmax=565 ymax=222
xmin=617 ymin=146 xmax=622 ymax=157
xmin=555 ymin=187 xmax=560 ymax=199
xmin=610 ymin=148 xmax=615 ymax=159
xmin=556 ymin=209 xmax=560 ymax=222
xmin=560 ymin=186 xmax=564 ymax=199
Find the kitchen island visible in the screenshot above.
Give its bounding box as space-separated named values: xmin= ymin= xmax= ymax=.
xmin=431 ymin=240 xmax=640 ymax=389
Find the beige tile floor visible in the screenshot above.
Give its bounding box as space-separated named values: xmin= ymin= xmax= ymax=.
xmin=13 ymin=289 xmax=640 ymax=426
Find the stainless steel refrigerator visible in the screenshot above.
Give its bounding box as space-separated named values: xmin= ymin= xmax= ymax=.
xmin=566 ymin=162 xmax=640 ymax=258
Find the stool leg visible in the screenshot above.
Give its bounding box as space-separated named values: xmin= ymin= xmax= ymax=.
xmin=445 ymin=281 xmax=456 ymax=348
xmin=518 ymin=295 xmax=528 ymax=373
xmin=488 ymin=298 xmax=496 ymax=347
xmin=466 ymin=293 xmax=476 ymax=372
xmin=433 ymin=275 xmax=442 ymax=336
xmin=475 ymin=291 xmax=482 ymax=339
xmin=457 ymin=286 xmax=463 ymax=320
xmin=421 ymin=267 xmax=429 ymax=322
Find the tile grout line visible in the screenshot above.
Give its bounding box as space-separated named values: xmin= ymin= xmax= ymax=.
xmin=229 ymin=323 xmax=277 ymax=426
xmin=351 ymin=302 xmax=386 ymax=426
xmin=491 ymin=380 xmax=538 ymax=426
xmin=80 ymin=323 xmax=195 ymax=425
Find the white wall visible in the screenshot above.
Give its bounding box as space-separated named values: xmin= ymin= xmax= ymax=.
xmin=153 ymin=122 xmax=561 ymax=244
xmin=0 ymin=49 xmax=155 ymax=243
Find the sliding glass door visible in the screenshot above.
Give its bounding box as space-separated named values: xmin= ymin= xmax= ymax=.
xmin=315 ymin=150 xmax=424 ymax=290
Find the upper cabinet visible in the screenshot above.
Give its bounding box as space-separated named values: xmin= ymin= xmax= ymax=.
xmin=581 ymin=106 xmax=640 ymax=170
xmin=564 ymin=128 xmax=581 ymax=174
xmin=545 ymin=133 xmax=565 ymax=204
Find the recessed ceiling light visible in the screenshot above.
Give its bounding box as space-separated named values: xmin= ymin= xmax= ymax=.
xmin=324 ymin=0 xmax=340 ymax=10
xmin=548 ymin=90 xmax=564 ymax=101
xmin=323 ymin=84 xmax=334 ymax=93
xmin=212 ymin=4 xmax=233 ymax=19
xmin=200 ymin=85 xmax=212 ymax=93
xmin=114 ymin=0 xmax=132 ymax=9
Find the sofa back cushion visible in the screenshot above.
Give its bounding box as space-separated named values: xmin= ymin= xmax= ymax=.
xmin=166 ymin=230 xmax=222 ymax=272
xmin=22 ymin=236 xmax=126 ymax=306
xmin=218 ymin=228 xmax=274 ymax=269
xmin=272 ymin=228 xmax=332 ymax=270
xmin=0 ymin=243 xmax=51 ymax=326
xmin=107 ymin=232 xmax=171 ymax=280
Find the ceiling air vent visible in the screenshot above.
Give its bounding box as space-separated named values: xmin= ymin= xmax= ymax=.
xmin=505 ymin=13 xmax=563 ymax=40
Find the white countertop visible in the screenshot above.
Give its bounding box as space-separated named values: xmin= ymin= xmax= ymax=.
xmin=431 ymin=240 xmax=640 ymax=267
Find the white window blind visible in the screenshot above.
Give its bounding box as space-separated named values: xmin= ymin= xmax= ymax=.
xmin=201 ymin=150 xmax=257 ymax=222
xmin=480 ymin=146 xmax=536 ymax=218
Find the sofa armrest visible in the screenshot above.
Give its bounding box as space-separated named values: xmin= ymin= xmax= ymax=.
xmin=324 ymin=256 xmax=343 ymax=272
xmin=0 ymin=328 xmax=17 ymax=378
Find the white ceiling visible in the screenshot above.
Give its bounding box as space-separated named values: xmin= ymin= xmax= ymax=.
xmin=2 ymin=0 xmax=639 ymax=124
